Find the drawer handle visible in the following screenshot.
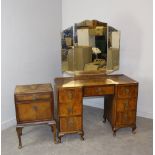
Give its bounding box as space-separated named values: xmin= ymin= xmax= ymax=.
xmin=32 ymin=95 xmax=36 ymax=100
xmin=125 ymin=88 xmax=129 ymax=94
xmin=32 ymin=105 xmax=38 ymax=111
xmin=68 ymin=118 xmax=74 ymax=127
xmin=124 ymin=100 xmax=129 ymax=109
xmin=68 ymin=92 xmax=73 ymax=100
xmin=96 ymin=88 xmax=102 ymax=93
xmin=68 ymin=107 xmax=73 ymax=113
xmin=124 ymin=113 xmax=128 ymax=120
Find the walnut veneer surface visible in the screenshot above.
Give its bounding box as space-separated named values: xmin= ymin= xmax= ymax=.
xmin=55 ymin=74 xmax=138 ymax=142
xmin=14 ymin=83 xmax=57 ymax=149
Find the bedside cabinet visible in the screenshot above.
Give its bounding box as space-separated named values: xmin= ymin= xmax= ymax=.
xmin=14 ymin=84 xmax=57 ymax=149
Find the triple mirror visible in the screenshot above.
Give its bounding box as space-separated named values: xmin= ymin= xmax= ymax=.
xmin=61 ymin=20 xmax=120 ymax=75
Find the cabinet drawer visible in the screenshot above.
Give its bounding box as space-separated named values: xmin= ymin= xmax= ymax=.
xmin=116 ymin=111 xmax=136 ymax=126
xmin=84 ymin=86 xmax=114 ymax=96
xmin=116 ymin=98 xmax=137 ymax=112
xmin=117 ymin=85 xmax=138 ymax=98
xmin=16 ymin=93 xmax=51 ymax=101
xmin=60 ymin=116 xmax=82 ymax=132
xmin=58 ymin=87 xmax=82 ymax=116
xmin=16 ymin=101 xmax=52 ymax=123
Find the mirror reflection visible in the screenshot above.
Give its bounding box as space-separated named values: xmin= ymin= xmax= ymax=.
xmin=61 ymin=20 xmax=120 ymax=74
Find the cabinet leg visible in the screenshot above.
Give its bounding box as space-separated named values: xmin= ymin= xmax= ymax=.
xmin=51 ymin=124 xmax=57 ymax=144
xmin=103 ymin=116 xmax=106 ymax=123
xmin=112 ymin=128 xmax=117 ymax=137
xmin=80 ymin=131 xmax=84 ymax=140
xmin=132 ymin=126 xmax=136 ymax=134
xmin=16 ymin=127 xmax=23 ymax=149
xmin=58 ymin=136 xmax=62 ymax=143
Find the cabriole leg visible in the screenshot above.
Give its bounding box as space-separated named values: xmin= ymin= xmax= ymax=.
xmin=16 ymin=127 xmax=23 ymax=149
xmin=80 ymin=131 xmax=84 ymax=140
xmin=51 ymin=124 xmax=57 ymax=144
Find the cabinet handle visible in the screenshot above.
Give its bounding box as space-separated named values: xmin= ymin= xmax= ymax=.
xmin=68 ymin=118 xmax=74 ymax=127
xmin=125 ymin=88 xmax=129 ymax=94
xmin=32 ymin=105 xmax=38 ymax=111
xmin=124 ymin=100 xmax=129 ymax=109
xmin=96 ymin=88 xmax=102 ymax=93
xmin=68 ymin=107 xmax=72 ymax=113
xmin=68 ymin=92 xmax=73 ymax=100
xmin=32 ymin=95 xmax=36 ymax=100
xmin=124 ymin=113 xmax=128 ymax=120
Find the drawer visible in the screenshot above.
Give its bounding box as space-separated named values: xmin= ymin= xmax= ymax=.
xmin=116 ymin=98 xmax=137 ymax=112
xmin=117 ymin=85 xmax=138 ymax=98
xmin=15 ymin=93 xmax=51 ymax=102
xmin=16 ymin=101 xmax=52 ymax=123
xmin=58 ymin=87 xmax=82 ymax=116
xmin=84 ymin=86 xmax=114 ymax=97
xmin=60 ymin=116 xmax=82 ymax=132
xmin=116 ymin=111 xmax=136 ymax=126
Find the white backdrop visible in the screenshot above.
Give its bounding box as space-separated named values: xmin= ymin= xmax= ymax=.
xmin=1 ymin=0 xmax=62 ymax=129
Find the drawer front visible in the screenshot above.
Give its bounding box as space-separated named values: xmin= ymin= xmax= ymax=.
xmin=116 ymin=111 xmax=136 ymax=126
xmin=16 ymin=101 xmax=52 ymax=123
xmin=116 ymin=98 xmax=137 ymax=112
xmin=117 ymin=85 xmax=138 ymax=98
xmin=16 ymin=93 xmax=51 ymax=102
xmin=58 ymin=88 xmax=82 ymax=116
xmin=60 ymin=116 xmax=82 ymax=132
xmin=84 ymin=86 xmax=114 ymax=96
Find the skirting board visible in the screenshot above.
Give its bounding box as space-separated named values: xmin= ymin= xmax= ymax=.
xmin=137 ymin=111 xmax=153 ymax=119
xmin=1 ymin=117 xmax=16 ymax=131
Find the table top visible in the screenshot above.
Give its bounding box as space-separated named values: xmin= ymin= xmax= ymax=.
xmin=15 ymin=83 xmax=52 ymax=94
xmin=55 ymin=74 xmax=138 ymax=88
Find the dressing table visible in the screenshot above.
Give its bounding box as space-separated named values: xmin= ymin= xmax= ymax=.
xmin=55 ymin=74 xmax=138 ymax=142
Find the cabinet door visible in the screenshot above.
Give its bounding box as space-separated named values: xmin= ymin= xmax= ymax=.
xmin=116 ymin=111 xmax=136 ymax=126
xmin=60 ymin=116 xmax=82 ymax=132
xmin=116 ymin=98 xmax=137 ymax=112
xmin=58 ymin=87 xmax=82 ymax=116
xmin=16 ymin=101 xmax=52 ymax=123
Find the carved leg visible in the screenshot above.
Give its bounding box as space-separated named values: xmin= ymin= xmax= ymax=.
xmin=58 ymin=136 xmax=62 ymax=143
xmin=16 ymin=127 xmax=23 ymax=149
xmin=103 ymin=116 xmax=106 ymax=123
xmin=112 ymin=128 xmax=117 ymax=137
xmin=51 ymin=124 xmax=57 ymax=144
xmin=132 ymin=125 xmax=136 ymax=134
xmin=80 ymin=131 xmax=84 ymax=140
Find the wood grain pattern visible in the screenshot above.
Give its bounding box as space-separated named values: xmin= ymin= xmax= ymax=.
xmin=55 ymin=74 xmax=138 ymax=138
xmin=84 ymin=85 xmax=114 ymax=96
xmin=14 ymin=83 xmax=57 ymax=148
xmin=16 ymin=101 xmax=52 ymax=123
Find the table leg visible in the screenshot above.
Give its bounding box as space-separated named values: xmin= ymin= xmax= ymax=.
xmin=16 ymin=127 xmax=23 ymax=149
xmin=51 ymin=124 xmax=57 ymax=144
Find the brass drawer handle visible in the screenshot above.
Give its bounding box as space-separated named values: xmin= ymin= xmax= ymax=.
xmin=125 ymin=88 xmax=129 ymax=94
xmin=96 ymin=88 xmax=102 ymax=93
xmin=32 ymin=105 xmax=38 ymax=111
xmin=32 ymin=95 xmax=37 ymax=100
xmin=68 ymin=107 xmax=73 ymax=113
xmin=68 ymin=118 xmax=74 ymax=127
xmin=124 ymin=100 xmax=129 ymax=109
xmin=68 ymin=92 xmax=73 ymax=100
xmin=124 ymin=113 xmax=128 ymax=120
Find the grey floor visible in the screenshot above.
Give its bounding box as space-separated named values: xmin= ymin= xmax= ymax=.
xmin=2 ymin=106 xmax=153 ymax=155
